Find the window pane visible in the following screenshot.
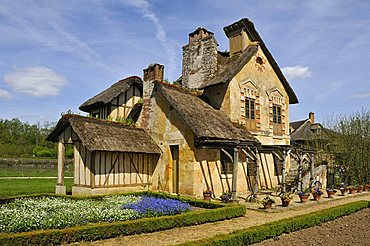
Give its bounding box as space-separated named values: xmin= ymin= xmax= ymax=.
xmin=245 ymin=99 xmax=250 ymax=119
xmin=251 ymin=99 xmax=255 ymax=119
xmin=273 ymin=105 xmax=277 ymax=123
xmin=277 ymin=106 xmax=282 ymax=124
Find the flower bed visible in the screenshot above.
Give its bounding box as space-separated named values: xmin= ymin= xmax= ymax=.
xmin=0 ymin=192 xmax=246 ymax=245
xmin=0 ymin=195 xmax=190 ymax=233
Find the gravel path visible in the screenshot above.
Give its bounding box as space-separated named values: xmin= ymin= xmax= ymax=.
xmin=80 ymin=192 xmax=370 ymax=246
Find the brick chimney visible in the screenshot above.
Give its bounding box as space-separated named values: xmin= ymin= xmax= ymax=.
xmin=309 ymin=112 xmax=315 ymax=124
xmin=143 ymin=63 xmax=164 ymax=82
xmin=182 ymin=27 xmax=218 ymax=89
xmin=141 ymin=63 xmax=164 ymax=131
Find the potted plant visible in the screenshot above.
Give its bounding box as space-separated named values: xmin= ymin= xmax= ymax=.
xmin=348 ymin=185 xmax=356 ymax=194
xmin=203 ymin=189 xmax=213 ymax=201
xmin=298 ymin=188 xmax=311 ymax=202
xmin=326 ymin=188 xmax=337 ymax=198
xmin=220 ymin=192 xmax=231 ymax=203
xmin=261 ymin=196 xmax=275 ymax=209
xmin=312 ymin=187 xmax=323 ymax=201
xmin=357 ymin=185 xmax=363 ymax=193
xmin=280 ymin=193 xmax=293 ymax=207
xmin=364 ymin=184 xmax=370 ymax=192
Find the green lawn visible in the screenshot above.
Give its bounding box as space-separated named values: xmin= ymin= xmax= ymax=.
xmin=0 ymin=178 xmax=73 ymax=197
xmin=0 ymin=166 xmax=73 ymax=177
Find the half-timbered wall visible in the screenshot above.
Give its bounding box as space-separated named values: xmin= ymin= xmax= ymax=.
xmin=90 ymin=84 xmax=142 ymax=120
xmin=91 ymin=151 xmax=155 ymax=187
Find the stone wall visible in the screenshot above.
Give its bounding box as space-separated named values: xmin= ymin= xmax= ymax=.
xmin=182 ymin=35 xmax=218 ymax=89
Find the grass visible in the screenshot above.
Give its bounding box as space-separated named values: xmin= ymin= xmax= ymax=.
xmin=0 ymin=179 xmax=73 ymax=198
xmin=0 ymin=166 xmax=73 ymax=177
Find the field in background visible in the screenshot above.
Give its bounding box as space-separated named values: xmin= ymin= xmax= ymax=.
xmin=0 ymin=164 xmax=74 ymax=197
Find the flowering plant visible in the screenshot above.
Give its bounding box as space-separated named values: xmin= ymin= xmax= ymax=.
xmin=220 ymin=192 xmax=232 ymax=203
xmin=339 ymin=186 xmax=345 ymax=191
xmin=326 ymin=188 xmax=337 ymax=193
xmin=298 ymin=187 xmax=311 ymax=197
xmin=280 ymin=193 xmax=293 ymax=202
xmin=260 ymin=196 xmax=275 ymax=205
xmin=122 ymin=196 xmax=190 ymax=216
xmin=311 ymin=187 xmax=323 ymax=195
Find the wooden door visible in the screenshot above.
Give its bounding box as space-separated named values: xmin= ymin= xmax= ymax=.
xmin=170 ymin=145 xmax=179 ymax=194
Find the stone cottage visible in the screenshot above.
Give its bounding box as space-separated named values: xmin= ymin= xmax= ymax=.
xmin=48 ymin=18 xmax=301 ymax=198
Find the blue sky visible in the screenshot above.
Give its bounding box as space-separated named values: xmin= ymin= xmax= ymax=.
xmin=0 ymin=0 xmax=369 ymax=124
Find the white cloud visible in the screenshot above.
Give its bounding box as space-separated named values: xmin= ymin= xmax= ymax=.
xmin=0 ymin=89 xmax=11 ymax=99
xmin=4 ymin=66 xmax=67 ymax=97
xmin=281 ymin=66 xmax=312 ymax=81
xmin=123 ymin=0 xmax=177 ymax=80
xmin=348 ymin=92 xmax=370 ymax=99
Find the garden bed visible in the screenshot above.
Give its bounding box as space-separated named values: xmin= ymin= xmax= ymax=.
xmin=0 ymin=192 xmax=246 ymax=245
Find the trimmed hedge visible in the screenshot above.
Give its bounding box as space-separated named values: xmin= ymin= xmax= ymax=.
xmin=0 ymin=192 xmax=245 ymax=245
xmin=181 ymin=200 xmax=370 ymax=246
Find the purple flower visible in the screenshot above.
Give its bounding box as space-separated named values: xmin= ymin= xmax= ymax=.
xmin=122 ymin=196 xmax=190 ymax=217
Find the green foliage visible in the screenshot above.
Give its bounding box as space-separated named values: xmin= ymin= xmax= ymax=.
xmin=180 ymin=200 xmax=370 ymax=246
xmin=0 ymin=192 xmax=245 ymax=245
xmin=106 ymin=116 xmax=135 ymax=126
xmin=0 ymin=118 xmax=56 ymax=158
xmin=325 ymin=109 xmax=370 ymax=185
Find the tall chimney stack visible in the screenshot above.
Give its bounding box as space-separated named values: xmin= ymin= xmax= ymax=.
xmin=141 ymin=63 xmax=164 ymax=131
xmin=309 ymin=112 xmax=315 ymax=124
xmin=182 ymin=27 xmax=218 ymax=89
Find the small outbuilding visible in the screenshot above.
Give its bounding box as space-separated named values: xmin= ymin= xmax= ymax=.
xmin=47 ymin=114 xmax=161 ymax=196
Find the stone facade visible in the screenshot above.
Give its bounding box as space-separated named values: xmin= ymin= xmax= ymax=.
xmin=182 ymin=28 xmax=218 ymax=89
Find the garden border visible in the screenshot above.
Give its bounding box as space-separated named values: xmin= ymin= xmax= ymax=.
xmin=180 ymin=200 xmax=370 ymax=246
xmin=0 ymin=192 xmax=246 ymax=245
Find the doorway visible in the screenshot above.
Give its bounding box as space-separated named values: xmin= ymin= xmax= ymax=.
xmin=170 ymin=145 xmax=179 ymax=194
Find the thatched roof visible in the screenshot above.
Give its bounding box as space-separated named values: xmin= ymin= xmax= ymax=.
xmin=79 ymin=76 xmax=142 ymax=112
xmin=290 ymin=119 xmax=308 ymax=132
xmin=291 ymin=121 xmax=333 ymax=142
xmin=290 ymin=120 xmax=313 ymax=141
xmin=47 ymin=114 xmax=161 ymax=154
xmin=155 ymin=82 xmax=259 ymax=146
xmin=199 ymin=44 xmax=258 ymax=89
xmin=200 ymin=18 xmax=298 ymax=105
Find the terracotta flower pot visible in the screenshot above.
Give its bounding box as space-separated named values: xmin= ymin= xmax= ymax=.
xmin=313 ymin=193 xmax=321 ymax=201
xmin=363 ymin=186 xmax=369 ymax=192
xmin=203 ymin=191 xmax=212 ymax=201
xmin=327 ymin=191 xmax=336 ymax=198
xmin=349 ymin=188 xmax=356 ymax=194
xmin=263 ymin=202 xmax=273 ymax=209
xmin=280 ymin=197 xmax=291 ymax=207
xmin=299 ymin=194 xmax=309 ymax=203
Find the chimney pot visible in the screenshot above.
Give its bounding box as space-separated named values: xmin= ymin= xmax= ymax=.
xmin=143 ymin=63 xmax=164 ymax=82
xmin=309 ymin=112 xmax=315 ymax=123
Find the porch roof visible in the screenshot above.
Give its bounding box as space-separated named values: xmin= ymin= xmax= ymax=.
xmin=47 ymin=114 xmax=161 ymax=155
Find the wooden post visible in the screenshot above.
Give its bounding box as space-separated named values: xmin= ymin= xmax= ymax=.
xmin=310 ymin=153 xmax=315 ymax=181
xmin=282 ymin=149 xmax=287 ymax=193
xmin=231 ymin=147 xmax=239 ymax=200
xmin=56 ymin=141 xmax=66 ymax=195
xmin=298 ymin=152 xmax=303 ymax=191
xmin=254 ymin=148 xmax=260 ymax=197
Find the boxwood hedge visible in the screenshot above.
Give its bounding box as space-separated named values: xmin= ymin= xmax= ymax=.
xmin=181 ymin=200 xmax=370 ymax=246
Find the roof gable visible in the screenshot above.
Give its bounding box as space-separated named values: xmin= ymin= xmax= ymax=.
xmin=201 ymin=18 xmax=298 ymax=104
xmin=79 ymin=76 xmax=143 ymax=112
